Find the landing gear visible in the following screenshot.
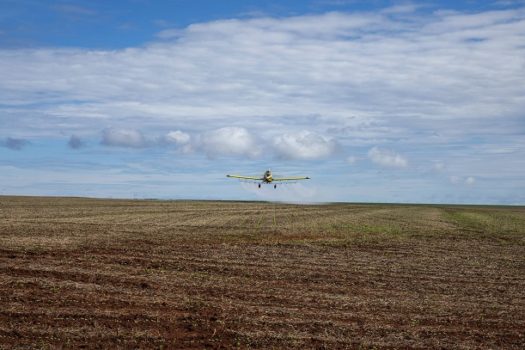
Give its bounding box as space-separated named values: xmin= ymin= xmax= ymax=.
xmin=258 ymin=183 xmax=261 ymax=188
xmin=274 ymin=184 xmax=277 ymax=189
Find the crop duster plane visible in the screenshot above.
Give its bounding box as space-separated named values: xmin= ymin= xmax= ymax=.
xmin=227 ymin=170 xmax=310 ymax=188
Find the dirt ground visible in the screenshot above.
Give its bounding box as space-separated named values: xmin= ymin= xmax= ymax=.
xmin=0 ymin=196 xmax=524 ymax=349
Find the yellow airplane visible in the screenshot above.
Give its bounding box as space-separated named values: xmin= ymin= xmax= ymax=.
xmin=227 ymin=169 xmax=310 ymax=188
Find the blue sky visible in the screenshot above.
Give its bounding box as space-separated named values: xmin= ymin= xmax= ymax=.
xmin=1 ymin=0 xmax=524 ymax=204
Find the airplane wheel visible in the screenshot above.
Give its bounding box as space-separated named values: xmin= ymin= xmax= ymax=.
xmin=274 ymin=184 xmax=277 ymax=189
xmin=258 ymin=184 xmax=261 ymax=188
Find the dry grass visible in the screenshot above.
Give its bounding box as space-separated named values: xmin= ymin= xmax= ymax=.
xmin=0 ymin=196 xmax=524 ymax=349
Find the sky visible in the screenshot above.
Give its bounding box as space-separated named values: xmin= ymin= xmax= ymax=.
xmin=1 ymin=0 xmax=524 ymax=204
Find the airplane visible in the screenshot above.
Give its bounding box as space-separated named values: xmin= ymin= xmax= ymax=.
xmin=226 ymin=169 xmax=310 ymax=189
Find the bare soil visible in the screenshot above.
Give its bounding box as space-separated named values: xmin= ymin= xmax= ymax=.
xmin=0 ymin=196 xmax=524 ymax=349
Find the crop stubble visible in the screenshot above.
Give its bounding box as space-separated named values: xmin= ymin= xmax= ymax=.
xmin=0 ymin=196 xmax=524 ymax=349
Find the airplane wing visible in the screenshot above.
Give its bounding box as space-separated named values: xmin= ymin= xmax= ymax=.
xmin=272 ymin=176 xmax=310 ymax=181
xmin=226 ymin=175 xmax=263 ymax=180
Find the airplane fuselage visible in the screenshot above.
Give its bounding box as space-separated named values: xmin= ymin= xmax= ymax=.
xmin=263 ymin=170 xmax=273 ymax=183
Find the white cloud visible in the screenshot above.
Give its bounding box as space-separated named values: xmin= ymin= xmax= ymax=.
xmin=381 ymin=4 xmax=423 ymax=14
xmin=164 ymin=130 xmax=191 ymax=145
xmin=101 ymin=128 xmax=147 ymax=148
xmin=450 ymin=175 xmax=476 ymax=186
xmin=156 ymin=28 xmax=184 ymax=39
xmin=0 ymin=6 xmax=523 ymax=203
xmin=433 ymin=161 xmax=445 ymax=172
xmin=368 ymin=147 xmax=408 ymax=168
xmin=1 ymin=7 xmax=524 ymax=141
xmin=346 ymin=156 xmax=358 ymax=164
xmin=53 ymin=4 xmax=96 ymax=16
xmin=198 ymin=127 xmax=261 ymax=158
xmin=449 ymin=175 xmax=461 ymax=184
xmin=273 ymin=131 xmax=337 ymax=160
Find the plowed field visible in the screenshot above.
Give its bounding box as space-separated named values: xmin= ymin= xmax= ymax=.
xmin=1 ymin=196 xmax=524 ymax=349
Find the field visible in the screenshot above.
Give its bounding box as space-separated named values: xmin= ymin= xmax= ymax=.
xmin=0 ymin=196 xmax=524 ymax=349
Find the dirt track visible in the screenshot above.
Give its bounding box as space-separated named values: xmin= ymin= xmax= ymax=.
xmin=1 ymin=196 xmax=524 ymax=349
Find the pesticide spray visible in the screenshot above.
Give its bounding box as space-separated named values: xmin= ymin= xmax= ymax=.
xmin=240 ymin=181 xmax=319 ymax=204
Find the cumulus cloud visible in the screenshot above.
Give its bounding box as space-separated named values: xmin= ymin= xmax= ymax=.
xmin=0 ymin=5 xmax=523 ymax=203
xmin=101 ymin=129 xmax=147 ymax=148
xmin=368 ymin=147 xmax=408 ymax=168
xmin=163 ymin=130 xmax=191 ymax=145
xmin=68 ymin=135 xmax=84 ymax=149
xmin=273 ymin=131 xmax=337 ymax=160
xmin=198 ymin=127 xmax=261 ymax=158
xmin=2 ymin=137 xmax=29 ymax=150
xmin=160 ymin=130 xmax=193 ymax=153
